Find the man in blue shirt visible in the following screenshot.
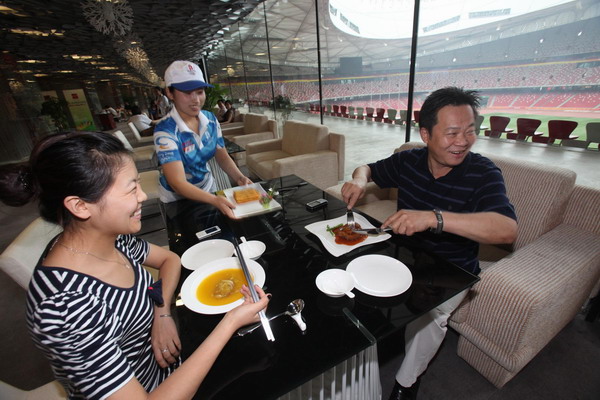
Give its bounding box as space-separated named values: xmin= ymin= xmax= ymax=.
xmin=154 ymin=61 xmax=252 ymax=218
xmin=342 ymin=87 xmax=518 ymax=400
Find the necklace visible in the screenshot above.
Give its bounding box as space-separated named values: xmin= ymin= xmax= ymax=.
xmin=55 ymin=240 xmax=130 ymax=269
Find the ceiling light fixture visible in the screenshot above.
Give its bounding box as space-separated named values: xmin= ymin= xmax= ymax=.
xmin=81 ymin=0 xmax=134 ymax=36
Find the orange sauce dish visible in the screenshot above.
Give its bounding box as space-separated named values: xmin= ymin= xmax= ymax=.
xmin=196 ymin=268 xmax=251 ymax=306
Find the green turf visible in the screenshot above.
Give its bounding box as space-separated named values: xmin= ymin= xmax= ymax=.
xmin=479 ymin=112 xmax=598 ymax=147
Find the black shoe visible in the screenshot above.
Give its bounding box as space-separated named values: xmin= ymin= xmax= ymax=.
xmin=387 ymin=378 xmax=420 ymax=400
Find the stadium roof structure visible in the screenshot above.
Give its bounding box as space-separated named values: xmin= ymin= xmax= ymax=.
xmin=212 ymin=0 xmax=599 ymax=74
xmin=0 ymin=0 xmax=598 ymax=85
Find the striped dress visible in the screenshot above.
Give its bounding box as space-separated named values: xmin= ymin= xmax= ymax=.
xmin=369 ymin=147 xmax=516 ymax=275
xmin=26 ymin=234 xmax=176 ymax=399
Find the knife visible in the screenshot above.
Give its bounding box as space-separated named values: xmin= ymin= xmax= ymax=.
xmin=233 ymin=237 xmax=275 ymax=341
xmin=352 ymin=227 xmax=392 ymax=235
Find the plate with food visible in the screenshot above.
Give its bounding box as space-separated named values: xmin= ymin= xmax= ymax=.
xmin=180 ymin=239 xmax=235 ymax=271
xmin=304 ymin=214 xmax=391 ymax=257
xmin=180 ymin=257 xmax=266 ymax=314
xmin=218 ymin=183 xmax=282 ymax=218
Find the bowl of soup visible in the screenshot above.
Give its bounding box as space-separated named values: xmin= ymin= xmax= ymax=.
xmin=181 ymin=257 xmax=266 ymax=314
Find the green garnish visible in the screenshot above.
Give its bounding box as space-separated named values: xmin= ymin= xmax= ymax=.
xmin=326 ymin=223 xmax=343 ymax=236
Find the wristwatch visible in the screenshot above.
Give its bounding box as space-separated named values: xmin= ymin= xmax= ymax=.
xmin=431 ymin=208 xmax=443 ymax=234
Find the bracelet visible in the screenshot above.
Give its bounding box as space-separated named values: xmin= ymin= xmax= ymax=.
xmin=159 ymin=314 xmax=172 ymax=318
xmin=431 ymin=208 xmax=443 ymax=234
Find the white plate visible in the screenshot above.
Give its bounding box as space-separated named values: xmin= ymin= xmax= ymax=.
xmin=181 ymin=257 xmax=266 ymax=314
xmin=220 ymin=183 xmax=282 ymax=219
xmin=315 ymin=269 xmax=354 ymax=297
xmin=181 ymin=239 xmax=235 ymax=271
xmin=346 ymin=254 xmax=412 ymax=297
xmin=304 ymin=214 xmax=391 ymax=257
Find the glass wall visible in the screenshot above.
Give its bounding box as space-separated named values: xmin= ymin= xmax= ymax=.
xmin=207 ymin=0 xmax=599 ymax=144
xmin=413 ymin=0 xmax=599 ymax=140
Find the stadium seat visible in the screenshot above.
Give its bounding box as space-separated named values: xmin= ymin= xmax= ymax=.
xmin=385 ymin=109 xmax=398 ymax=124
xmin=532 ymin=120 xmax=578 ymax=144
xmin=399 ymin=110 xmax=408 ymax=125
xmin=484 ymin=116 xmax=512 ymax=138
xmin=348 ymin=106 xmax=355 ymax=119
xmin=413 ymin=110 xmax=420 ymax=126
xmin=332 ymin=104 xmax=340 ymax=116
xmin=355 ymin=107 xmax=365 ymax=120
xmin=340 ymin=105 xmax=349 ymax=118
xmin=507 ymin=118 xmax=542 ymax=141
xmin=374 ymin=108 xmax=385 ymax=122
xmin=366 ymin=107 xmax=375 ymax=121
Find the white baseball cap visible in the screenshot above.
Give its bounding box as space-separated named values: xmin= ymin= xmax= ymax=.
xmin=164 ymin=60 xmax=213 ymax=91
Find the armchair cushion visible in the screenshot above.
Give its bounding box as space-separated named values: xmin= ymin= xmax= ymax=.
xmin=281 ymin=121 xmax=329 ymax=155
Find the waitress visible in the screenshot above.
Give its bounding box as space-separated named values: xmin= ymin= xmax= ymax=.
xmin=153 ymin=60 xmax=252 ymax=218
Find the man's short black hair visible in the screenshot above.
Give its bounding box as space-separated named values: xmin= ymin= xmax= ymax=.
xmin=419 ymin=87 xmax=481 ymax=134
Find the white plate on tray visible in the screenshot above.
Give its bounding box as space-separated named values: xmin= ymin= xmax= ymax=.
xmin=346 ymin=254 xmax=412 ymax=297
xmin=304 ymin=214 xmax=391 ymax=257
xmin=180 ymin=257 xmax=266 ymax=314
xmin=220 ymin=183 xmax=282 ymax=219
xmin=181 ymin=239 xmax=234 ymax=271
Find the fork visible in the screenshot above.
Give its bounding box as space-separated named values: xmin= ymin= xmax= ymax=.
xmin=346 ymin=209 xmax=355 ymax=229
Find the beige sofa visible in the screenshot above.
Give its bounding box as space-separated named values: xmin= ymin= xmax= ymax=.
xmin=221 ymin=113 xmax=277 ymax=166
xmin=246 ymin=120 xmax=345 ymax=191
xmin=325 ymin=142 xmax=600 ymax=387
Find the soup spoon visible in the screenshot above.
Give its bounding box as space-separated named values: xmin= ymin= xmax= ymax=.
xmin=237 ymin=298 xmax=305 ymax=336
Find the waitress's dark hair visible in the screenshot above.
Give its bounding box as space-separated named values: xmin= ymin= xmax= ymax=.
xmin=0 ymin=131 xmax=132 ymax=227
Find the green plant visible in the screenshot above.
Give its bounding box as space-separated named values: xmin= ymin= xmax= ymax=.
xmin=271 ymin=95 xmax=295 ymax=121
xmin=203 ymin=83 xmax=229 ymax=111
xmin=40 ymin=97 xmax=70 ymax=130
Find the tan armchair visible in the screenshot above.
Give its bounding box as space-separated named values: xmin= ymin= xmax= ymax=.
xmin=325 ymin=142 xmax=600 ymax=388
xmin=246 ymin=120 xmax=345 ymax=191
xmin=221 ymin=113 xmax=277 ymax=166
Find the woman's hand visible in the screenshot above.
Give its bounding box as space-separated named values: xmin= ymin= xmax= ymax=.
xmin=236 ymin=176 xmax=253 ymax=186
xmin=222 ymin=285 xmax=270 ymax=330
xmin=211 ymin=195 xmax=237 ymax=219
xmin=151 ymin=313 xmax=182 ymax=368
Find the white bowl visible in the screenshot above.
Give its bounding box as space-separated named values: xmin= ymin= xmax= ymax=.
xmin=237 ymin=240 xmax=266 ymax=260
xmin=315 ymin=269 xmax=355 ymax=298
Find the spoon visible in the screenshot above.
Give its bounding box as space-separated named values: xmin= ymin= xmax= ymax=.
xmin=323 ymin=279 xmax=355 ymax=299
xmin=237 ymin=298 xmax=305 ymax=336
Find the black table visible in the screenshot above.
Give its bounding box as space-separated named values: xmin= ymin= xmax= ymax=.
xmin=163 ymin=175 xmax=479 ymax=399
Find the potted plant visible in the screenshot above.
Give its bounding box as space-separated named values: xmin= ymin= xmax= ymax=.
xmin=40 ymin=97 xmax=70 ymax=131
xmin=203 ymin=83 xmax=229 ymax=111
xmin=272 ymin=95 xmax=294 ymax=121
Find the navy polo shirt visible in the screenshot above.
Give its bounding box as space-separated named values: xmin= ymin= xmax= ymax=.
xmin=369 ymin=147 xmax=516 ymax=275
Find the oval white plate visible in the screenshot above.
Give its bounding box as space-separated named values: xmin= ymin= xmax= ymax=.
xmin=181 ymin=239 xmax=235 ymax=271
xmin=181 ymin=257 xmax=266 ymax=314
xmin=315 ymin=269 xmax=354 ymax=297
xmin=346 ymin=254 xmax=412 ymax=297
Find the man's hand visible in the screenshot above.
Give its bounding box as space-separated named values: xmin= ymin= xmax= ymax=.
xmin=341 ymin=179 xmax=367 ymax=209
xmin=383 ymin=209 xmax=437 ymax=236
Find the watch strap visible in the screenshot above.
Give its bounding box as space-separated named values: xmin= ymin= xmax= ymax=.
xmin=432 ymin=208 xmax=443 ymax=234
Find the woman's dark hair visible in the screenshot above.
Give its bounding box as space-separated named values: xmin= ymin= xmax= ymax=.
xmin=131 ymin=105 xmax=142 ymax=115
xmin=0 ymin=131 xmax=132 ymax=227
xmin=419 ymin=86 xmax=481 ymax=134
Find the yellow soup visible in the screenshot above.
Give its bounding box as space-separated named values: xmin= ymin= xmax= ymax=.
xmin=196 ymin=268 xmax=251 ymax=306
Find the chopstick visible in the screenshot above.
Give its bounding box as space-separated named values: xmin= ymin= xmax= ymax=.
xmin=233 ymin=237 xmax=275 ymax=341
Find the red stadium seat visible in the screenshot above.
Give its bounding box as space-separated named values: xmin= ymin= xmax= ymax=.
xmin=507 ymin=118 xmax=542 ymax=141
xmin=532 ymin=120 xmax=578 ymax=144
xmin=484 ymin=116 xmax=512 ymax=138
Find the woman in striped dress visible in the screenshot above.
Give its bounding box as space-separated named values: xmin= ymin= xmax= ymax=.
xmin=0 ymin=131 xmax=269 ymax=400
